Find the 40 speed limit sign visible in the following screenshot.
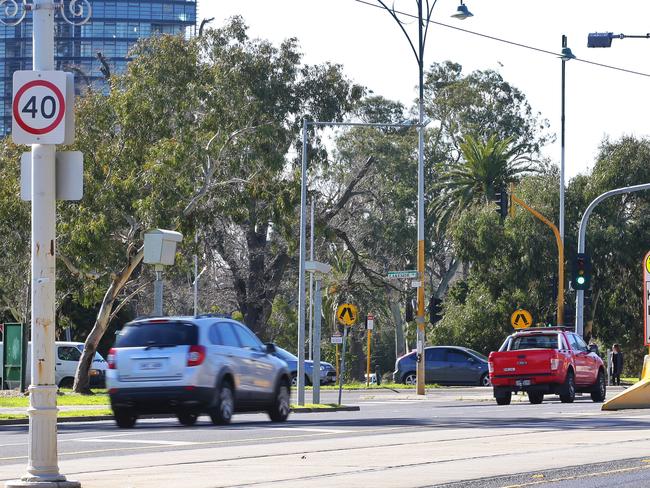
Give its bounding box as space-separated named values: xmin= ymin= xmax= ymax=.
xmin=12 ymin=71 xmax=68 ymax=144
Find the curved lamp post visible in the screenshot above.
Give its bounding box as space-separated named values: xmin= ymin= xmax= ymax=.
xmin=373 ymin=0 xmax=474 ymax=395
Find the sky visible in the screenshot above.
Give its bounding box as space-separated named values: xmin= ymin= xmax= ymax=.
xmin=198 ymin=0 xmax=650 ymax=179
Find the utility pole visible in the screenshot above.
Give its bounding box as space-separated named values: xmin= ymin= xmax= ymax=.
xmin=5 ymin=1 xmax=90 ymax=487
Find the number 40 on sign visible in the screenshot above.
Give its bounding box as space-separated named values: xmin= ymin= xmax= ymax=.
xmin=12 ymin=70 xmax=75 ymax=145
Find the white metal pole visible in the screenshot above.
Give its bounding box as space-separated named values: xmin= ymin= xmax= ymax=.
xmin=575 ymin=183 xmax=650 ymax=337
xmin=308 ymin=199 xmax=314 ymax=360
xmin=312 ymin=277 xmax=322 ymax=405
xmin=296 ymin=119 xmax=308 ymax=405
xmin=11 ymin=1 xmax=79 ymax=486
xmin=153 ymin=268 xmax=163 ymax=316
xmin=193 ymin=233 xmax=198 ymax=316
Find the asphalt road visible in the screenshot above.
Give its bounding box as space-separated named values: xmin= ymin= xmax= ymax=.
xmin=1 ymin=387 xmax=650 ymax=487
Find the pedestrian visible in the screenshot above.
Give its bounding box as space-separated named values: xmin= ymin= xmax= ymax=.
xmin=611 ymin=344 xmax=623 ymax=386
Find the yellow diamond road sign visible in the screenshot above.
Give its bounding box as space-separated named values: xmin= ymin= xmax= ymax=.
xmin=337 ymin=303 xmax=358 ymax=326
xmin=511 ymin=309 xmax=532 ymax=329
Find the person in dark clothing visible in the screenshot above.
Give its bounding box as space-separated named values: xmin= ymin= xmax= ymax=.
xmin=611 ymin=344 xmax=623 ymax=386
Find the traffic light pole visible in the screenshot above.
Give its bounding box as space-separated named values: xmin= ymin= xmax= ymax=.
xmin=511 ymin=195 xmax=564 ymax=326
xmin=575 ymin=183 xmax=650 ymax=337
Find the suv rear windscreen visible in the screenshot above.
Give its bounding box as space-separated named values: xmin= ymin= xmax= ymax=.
xmin=510 ymin=334 xmax=559 ymax=350
xmin=116 ymin=321 xmax=198 ymax=347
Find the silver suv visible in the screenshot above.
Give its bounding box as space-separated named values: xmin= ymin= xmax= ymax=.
xmin=106 ymin=315 xmax=291 ymax=428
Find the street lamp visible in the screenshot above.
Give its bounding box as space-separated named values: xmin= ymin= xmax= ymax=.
xmin=588 ymin=32 xmax=650 ymax=48
xmin=559 ymin=35 xmax=574 ymax=257
xmin=451 ymin=1 xmax=474 ymax=20
xmin=375 ymin=0 xmax=473 ymax=395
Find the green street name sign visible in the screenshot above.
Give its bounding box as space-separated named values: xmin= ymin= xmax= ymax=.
xmin=387 ymin=270 xmax=419 ymax=279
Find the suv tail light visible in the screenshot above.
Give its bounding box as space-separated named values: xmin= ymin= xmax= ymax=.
xmin=107 ymin=348 xmax=117 ymax=370
xmin=550 ymin=358 xmax=560 ymax=371
xmin=488 ymin=361 xmax=494 ymax=373
xmin=187 ymin=345 xmax=206 ymax=367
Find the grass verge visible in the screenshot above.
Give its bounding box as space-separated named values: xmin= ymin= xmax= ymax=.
xmin=0 ymin=409 xmax=113 ymax=421
xmin=309 ymin=382 xmax=424 ymax=390
xmin=0 ymin=393 xmax=109 ymax=408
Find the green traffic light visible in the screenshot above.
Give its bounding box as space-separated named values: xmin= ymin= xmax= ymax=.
xmin=576 ymin=276 xmax=585 ymax=285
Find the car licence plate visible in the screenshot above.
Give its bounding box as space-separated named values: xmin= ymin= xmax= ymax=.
xmin=516 ymin=379 xmax=532 ymax=386
xmin=139 ymin=361 xmax=163 ymax=371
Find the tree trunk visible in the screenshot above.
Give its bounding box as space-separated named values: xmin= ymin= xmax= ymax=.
xmin=73 ymin=248 xmax=143 ymax=393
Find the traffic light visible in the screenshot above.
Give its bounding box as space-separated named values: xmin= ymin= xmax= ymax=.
xmin=428 ymin=296 xmax=443 ymax=324
xmin=405 ymin=299 xmax=414 ymax=322
xmin=572 ymin=253 xmax=591 ymax=290
xmin=587 ymin=32 xmax=613 ymax=48
xmin=494 ymin=187 xmax=508 ymax=219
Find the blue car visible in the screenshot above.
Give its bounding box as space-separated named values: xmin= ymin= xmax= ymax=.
xmin=393 ymin=346 xmax=490 ymax=386
xmin=273 ymin=346 xmax=337 ymax=386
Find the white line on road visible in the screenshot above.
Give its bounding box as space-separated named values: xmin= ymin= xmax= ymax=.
xmin=72 ymin=438 xmax=197 ymax=446
xmin=267 ymin=427 xmax=351 ymax=434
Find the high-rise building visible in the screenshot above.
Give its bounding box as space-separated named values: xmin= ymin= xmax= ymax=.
xmin=0 ymin=0 xmax=197 ymax=135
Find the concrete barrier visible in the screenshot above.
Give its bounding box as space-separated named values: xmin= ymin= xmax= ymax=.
xmin=602 ymin=355 xmax=650 ymax=411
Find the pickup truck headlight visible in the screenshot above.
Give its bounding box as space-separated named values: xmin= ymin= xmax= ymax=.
xmin=550 ymin=358 xmax=560 ymax=371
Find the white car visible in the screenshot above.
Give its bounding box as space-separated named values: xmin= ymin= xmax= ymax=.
xmin=107 ymin=315 xmax=291 ymax=428
xmin=0 ymin=341 xmax=107 ymax=388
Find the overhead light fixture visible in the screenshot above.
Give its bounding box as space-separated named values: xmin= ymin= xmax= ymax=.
xmin=451 ymin=1 xmax=473 ymax=20
xmin=560 ymin=47 xmax=576 ymax=61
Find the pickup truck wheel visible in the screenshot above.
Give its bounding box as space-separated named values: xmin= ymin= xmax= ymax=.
xmin=495 ymin=392 xmax=511 ymax=405
xmin=559 ymin=370 xmax=576 ymax=403
xmin=591 ymin=370 xmax=607 ymax=403
xmin=528 ymin=391 xmax=544 ymax=404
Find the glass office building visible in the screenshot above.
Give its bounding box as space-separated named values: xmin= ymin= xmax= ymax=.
xmin=0 ymin=0 xmax=197 ymax=134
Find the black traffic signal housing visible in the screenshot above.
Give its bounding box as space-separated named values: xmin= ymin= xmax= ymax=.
xmin=428 ymin=296 xmax=443 ymax=325
xmin=494 ymin=187 xmax=508 ymax=219
xmin=572 ymin=253 xmax=591 ymax=291
xmin=405 ymin=299 xmax=414 ymax=322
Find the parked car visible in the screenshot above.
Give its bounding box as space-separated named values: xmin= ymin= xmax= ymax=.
xmin=272 ymin=345 xmax=337 ymax=386
xmin=489 ymin=327 xmax=606 ymax=405
xmin=0 ymin=341 xmax=106 ymax=389
xmin=393 ymin=346 xmax=490 ymax=386
xmin=106 ymin=315 xmax=291 ymax=428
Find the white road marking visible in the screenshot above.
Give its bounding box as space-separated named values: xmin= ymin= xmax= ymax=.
xmin=72 ymin=438 xmax=196 ymax=446
xmin=268 ymin=427 xmax=351 ymax=434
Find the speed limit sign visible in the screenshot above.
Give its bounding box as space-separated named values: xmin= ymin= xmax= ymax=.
xmin=12 ymin=71 xmax=67 ymax=144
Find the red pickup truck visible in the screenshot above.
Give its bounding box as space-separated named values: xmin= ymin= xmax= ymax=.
xmin=488 ymin=327 xmax=606 ymax=405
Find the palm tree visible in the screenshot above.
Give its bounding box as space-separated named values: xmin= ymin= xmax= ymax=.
xmin=431 ymin=134 xmax=534 ymax=228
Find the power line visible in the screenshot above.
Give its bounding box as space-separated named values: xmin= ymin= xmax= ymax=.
xmin=353 ymin=0 xmax=650 ymax=78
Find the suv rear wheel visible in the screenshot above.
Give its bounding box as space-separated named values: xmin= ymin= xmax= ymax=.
xmin=114 ymin=408 xmax=137 ymax=428
xmin=177 ymin=410 xmax=198 ymax=426
xmin=210 ymin=380 xmax=234 ymax=425
xmin=560 ymin=370 xmax=576 ymax=403
xmin=268 ymin=379 xmax=290 ymax=422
